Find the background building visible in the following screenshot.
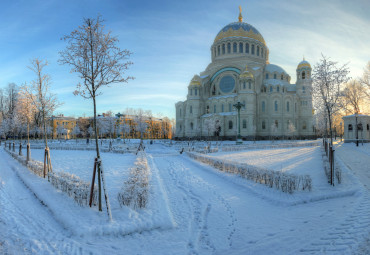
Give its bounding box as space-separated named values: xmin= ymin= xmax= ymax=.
xmin=175 ymin=10 xmax=314 ymax=140
xmin=343 ymin=114 xmax=370 ymax=143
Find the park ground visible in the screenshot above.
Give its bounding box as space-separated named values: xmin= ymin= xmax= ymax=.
xmin=0 ymin=140 xmax=369 ymax=254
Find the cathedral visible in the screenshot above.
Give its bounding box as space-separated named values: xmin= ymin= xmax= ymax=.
xmin=175 ymin=9 xmax=314 ymax=140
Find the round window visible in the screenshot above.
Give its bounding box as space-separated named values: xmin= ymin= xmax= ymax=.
xmin=219 ymin=76 xmax=235 ymax=94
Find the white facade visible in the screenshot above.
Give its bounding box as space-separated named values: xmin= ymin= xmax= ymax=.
xmin=343 ymin=114 xmax=370 ymax=143
xmin=175 ymin=13 xmax=314 ymax=139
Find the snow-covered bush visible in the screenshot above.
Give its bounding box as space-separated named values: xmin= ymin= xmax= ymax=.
xmin=48 ymin=172 xmax=97 ymax=207
xmin=117 ymin=151 xmax=150 ymax=209
xmin=187 ymin=152 xmax=312 ymax=193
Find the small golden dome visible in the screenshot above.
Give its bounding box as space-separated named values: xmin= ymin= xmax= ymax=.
xmin=297 ymin=59 xmax=311 ymax=70
xmin=239 ymin=65 xmax=254 ymax=79
xmin=189 ymin=75 xmax=201 ymax=86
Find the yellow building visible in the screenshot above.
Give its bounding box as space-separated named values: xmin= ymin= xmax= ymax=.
xmin=50 ymin=115 xmax=77 ymax=139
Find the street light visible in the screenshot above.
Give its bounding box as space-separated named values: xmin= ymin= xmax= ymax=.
xmin=233 ymin=101 xmax=245 ymax=144
xmin=340 ymin=122 xmax=342 ymax=142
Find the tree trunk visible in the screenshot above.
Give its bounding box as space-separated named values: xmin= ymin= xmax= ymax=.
xmin=92 ymin=95 xmax=102 ymax=212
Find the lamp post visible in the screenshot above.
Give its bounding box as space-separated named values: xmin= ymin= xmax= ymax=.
xmin=355 ymin=112 xmax=359 ymax=147
xmin=340 ymin=122 xmax=342 ymax=142
xmin=233 ymin=101 xmax=245 ymax=144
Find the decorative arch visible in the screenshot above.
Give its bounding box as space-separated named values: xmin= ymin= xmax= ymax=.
xmin=210 ymin=67 xmax=241 ymax=82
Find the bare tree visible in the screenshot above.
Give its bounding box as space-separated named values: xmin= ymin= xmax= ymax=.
xmin=59 ymin=15 xmax=133 ymax=218
xmin=342 ymin=80 xmax=366 ymax=114
xmin=27 ymin=58 xmax=61 ymax=177
xmin=17 ymin=85 xmax=37 ymax=160
xmin=312 ymin=55 xmax=350 ymax=144
xmin=360 ymin=61 xmax=370 ymax=98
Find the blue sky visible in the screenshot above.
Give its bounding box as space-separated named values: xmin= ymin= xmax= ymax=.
xmin=1 ymin=0 xmax=369 ymax=119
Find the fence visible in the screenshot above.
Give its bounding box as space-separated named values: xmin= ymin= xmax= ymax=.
xmin=187 ymin=151 xmax=312 ymax=194
xmin=322 ymin=139 xmax=341 ymax=185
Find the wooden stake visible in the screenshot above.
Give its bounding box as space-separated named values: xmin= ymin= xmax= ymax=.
xmin=89 ymin=158 xmax=98 ymax=207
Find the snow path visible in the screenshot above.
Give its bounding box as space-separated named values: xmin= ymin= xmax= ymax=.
xmin=0 ymin=149 xmax=94 ymax=254
xmin=335 ymin=142 xmax=370 ymax=190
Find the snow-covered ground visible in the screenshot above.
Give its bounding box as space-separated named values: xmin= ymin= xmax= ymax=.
xmin=0 ymin=140 xmax=369 ymax=254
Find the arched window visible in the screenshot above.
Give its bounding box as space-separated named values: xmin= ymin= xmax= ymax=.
xmin=266 ymin=73 xmax=269 ymax=79
xmin=275 ymin=101 xmax=278 ymax=112
xmin=221 ymin=104 xmax=224 ymax=112
xmin=275 ymin=120 xmax=279 ymax=128
xmin=358 ymin=123 xmax=363 ymax=131
xmin=242 ymin=100 xmax=246 ymax=109
xmin=286 ymin=101 xmax=290 ymax=112
xmin=243 ymin=119 xmax=247 ymax=129
xmin=261 ymin=48 xmax=264 ymax=57
xmin=233 ymin=42 xmax=237 ymax=53
xmin=367 ymin=124 xmax=369 ymax=130
xmin=270 ymin=86 xmax=273 ymax=92
xmin=274 ymin=74 xmax=277 ymax=79
xmin=212 ymin=86 xmax=216 ymax=95
xmin=229 ymin=103 xmax=232 ymax=112
xmin=281 ymin=74 xmax=284 ymax=80
xmin=248 ymin=81 xmax=251 ymax=89
xmin=190 ymin=105 xmax=192 ymax=114
xmin=218 ymin=45 xmax=220 ymax=55
xmin=222 ymin=44 xmax=225 ymax=54
xmin=264 ymin=87 xmax=267 ymax=93
xmin=239 ymin=42 xmax=243 ymax=53
xmin=243 ymin=81 xmax=246 ymax=89
xmin=348 ymin=124 xmax=353 ymax=131
xmin=190 ymin=89 xmax=193 ymax=95
xmin=302 ymin=86 xmax=306 ymax=93
xmin=214 ymin=105 xmax=216 ymax=113
xmin=262 ymin=120 xmax=266 ymax=129
xmin=246 ymin=43 xmax=249 ymax=53
xmin=190 ymin=122 xmax=194 ymax=130
xmin=302 ymin=71 xmax=306 ymax=79
xmin=195 ymin=88 xmax=197 ymax=95
xmin=302 ymin=121 xmax=307 ymax=130
xmin=277 ymin=86 xmax=280 ymax=92
xmin=179 ymin=108 xmax=182 ymax=116
xmin=262 ymin=101 xmax=265 ymax=112
xmin=229 ymin=120 xmax=233 ymax=130
xmin=227 ymin=43 xmax=231 ymax=53
xmin=257 ymin=46 xmax=260 ymax=56
xmin=206 ymin=105 xmax=210 ymax=113
xmin=251 ymin=45 xmax=255 ymax=54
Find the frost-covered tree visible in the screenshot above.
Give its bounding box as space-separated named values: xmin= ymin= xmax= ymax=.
xmin=18 ymin=84 xmax=37 ymax=161
xmin=342 ymin=80 xmax=367 ymax=115
xmin=120 ymin=122 xmax=131 ymax=141
xmin=59 ymin=15 xmax=133 ymax=217
xmin=312 ymin=55 xmax=350 ymax=144
xmin=27 ymin=58 xmax=61 ymax=176
xmin=288 ymin=122 xmax=296 ymax=140
xmin=361 ymin=61 xmax=370 ymax=98
xmin=270 ymin=122 xmax=278 ymax=142
xmin=71 ymin=125 xmax=81 ymax=140
xmin=134 ymin=109 xmax=148 ymax=141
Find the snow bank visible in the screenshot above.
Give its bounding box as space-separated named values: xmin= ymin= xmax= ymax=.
xmin=187 ymin=151 xmax=312 ymax=193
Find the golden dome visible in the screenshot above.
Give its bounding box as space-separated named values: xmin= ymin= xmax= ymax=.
xmin=189 ymin=75 xmax=201 ymax=86
xmin=239 ymin=65 xmax=254 ymax=79
xmin=297 ymin=59 xmax=311 ymax=69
